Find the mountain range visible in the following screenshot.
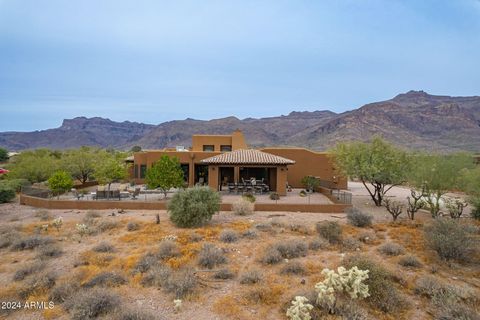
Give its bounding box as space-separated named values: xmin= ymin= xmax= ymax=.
xmin=1 ymin=90 xmax=479 ymax=152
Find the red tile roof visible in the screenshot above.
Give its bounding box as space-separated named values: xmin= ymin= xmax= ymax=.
xmin=201 ymin=149 xmax=295 ymax=165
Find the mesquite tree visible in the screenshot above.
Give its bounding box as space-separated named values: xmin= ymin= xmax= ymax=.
xmin=383 ymin=198 xmax=404 ymax=221
xmin=330 ymin=137 xmax=410 ymax=206
xmin=408 ymin=153 xmax=474 ymax=218
xmin=406 ymin=187 xmax=426 ymax=220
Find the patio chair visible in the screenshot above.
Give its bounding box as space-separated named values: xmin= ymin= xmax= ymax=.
xmin=131 ymin=187 xmax=140 ymax=200
xmin=245 ymin=181 xmax=253 ymax=193
xmin=111 ymin=190 xmax=121 ymax=200
xmin=227 ymin=183 xmax=236 ymax=193
xmin=94 ymin=190 xmax=106 ymax=200
xmin=237 ymin=183 xmax=244 ymax=194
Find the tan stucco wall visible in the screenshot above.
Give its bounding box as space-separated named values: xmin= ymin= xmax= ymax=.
xmin=191 ymin=130 xmax=247 ymax=152
xmin=260 ymin=148 xmax=348 ymax=189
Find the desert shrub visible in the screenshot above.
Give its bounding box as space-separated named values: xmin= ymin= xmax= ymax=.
xmin=85 ymin=210 xmax=101 ymax=219
xmin=424 ymin=219 xmax=476 ymax=263
xmin=232 ymin=198 xmax=254 ymax=215
xmin=398 ymin=255 xmax=422 ymax=268
xmin=83 ymin=272 xmax=127 ymax=288
xmin=344 ymin=255 xmax=408 ymax=313
xmin=357 ymin=230 xmax=377 ymax=244
xmin=189 ymin=232 xmax=203 ymax=242
xmin=65 ymin=288 xmax=120 ymax=320
xmin=378 ymin=242 xmax=404 ymax=256
xmin=289 ymin=223 xmax=310 ymax=234
xmin=1 ymin=178 xmax=30 ymax=192
xmin=19 ymin=271 xmax=57 ymax=299
xmin=414 ymin=275 xmax=446 ymax=297
xmin=142 ymin=265 xmax=197 ymax=298
xmin=346 ymin=207 xmax=373 ymax=227
xmin=133 ymin=253 xmax=158 ymax=274
xmin=270 ymin=218 xmax=286 ymax=228
xmin=413 ymin=275 xmax=475 ymax=302
xmin=126 ymin=221 xmax=140 ymax=231
xmin=242 ymin=193 xmax=256 ymax=203
xmin=11 ymin=235 xmax=53 ymax=251
xmin=96 ymin=219 xmax=120 ymax=233
xmin=37 ymin=243 xmax=63 ymax=259
xmin=275 ymin=240 xmax=308 ymax=259
xmin=213 ymin=268 xmax=235 ymax=280
xmin=436 ymin=304 xmax=479 ymax=320
xmin=241 ymin=228 xmax=258 ymax=239
xmin=92 ymin=242 xmax=115 ymax=253
xmin=114 ymin=308 xmax=156 ymax=320
xmin=262 ymin=246 xmax=283 ymax=264
xmin=255 ymin=222 xmax=273 ymax=232
xmin=316 ymin=221 xmax=342 ymax=244
xmin=35 ymin=209 xmax=51 ymax=221
xmin=13 ymin=261 xmax=45 ymax=281
xmin=219 ymin=229 xmax=239 ymax=243
xmin=239 ymin=269 xmax=263 ymax=284
xmin=469 ymin=196 xmax=480 ymax=220
xmin=269 ymin=192 xmax=280 ymax=200
xmin=309 ymin=238 xmax=329 ymax=251
xmin=0 ymin=184 xmax=15 ymax=203
xmin=197 ymin=243 xmax=227 ymax=269
xmin=281 ymin=261 xmax=306 ymax=275
xmin=50 ymin=282 xmax=80 ymax=304
xmin=158 ymin=240 xmax=180 ymax=260
xmin=168 ymin=187 xmax=221 ymax=227
xmin=342 ymin=237 xmax=362 ymax=251
xmin=0 ymin=228 xmax=20 ymax=249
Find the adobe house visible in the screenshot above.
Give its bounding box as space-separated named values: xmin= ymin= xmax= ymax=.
xmin=131 ymin=130 xmax=346 ymax=196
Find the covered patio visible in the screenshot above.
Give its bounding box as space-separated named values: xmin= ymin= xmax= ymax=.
xmin=200 ymin=149 xmax=295 ymax=196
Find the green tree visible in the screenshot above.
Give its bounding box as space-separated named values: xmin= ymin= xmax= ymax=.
xmin=130 ymin=145 xmax=142 ymax=153
xmin=168 ymin=187 xmax=221 ymax=227
xmin=62 ymin=147 xmax=98 ymax=184
xmin=7 ymin=149 xmax=60 ymax=183
xmin=0 ymin=148 xmax=8 ymax=162
xmin=145 ymin=155 xmax=184 ymax=198
xmin=330 ymin=137 xmax=410 ymax=206
xmin=48 ymin=171 xmax=74 ymax=199
xmin=93 ymin=150 xmax=128 ymax=196
xmin=301 ymin=176 xmax=320 ymax=192
xmin=408 ymin=153 xmax=474 ymax=218
xmin=459 ymin=166 xmax=480 ymax=219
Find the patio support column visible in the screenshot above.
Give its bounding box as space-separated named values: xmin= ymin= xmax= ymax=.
xmin=208 ymin=165 xmax=219 ymax=191
xmin=188 ymin=160 xmax=195 ymax=187
xmin=234 ymin=166 xmax=240 ymax=184
xmin=276 ymin=166 xmax=288 ymax=196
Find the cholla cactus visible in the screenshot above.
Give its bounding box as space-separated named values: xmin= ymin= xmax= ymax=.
xmin=41 ymin=224 xmax=49 ymax=232
xmin=76 ymin=223 xmax=89 ymax=238
xmin=315 ymin=266 xmax=369 ymax=313
xmin=286 ymin=296 xmax=313 ymax=320
xmin=173 ymin=299 xmax=182 ymax=313
xmin=51 ymin=216 xmax=63 ymax=231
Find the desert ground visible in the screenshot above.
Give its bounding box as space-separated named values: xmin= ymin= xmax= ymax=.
xmin=0 ymin=182 xmax=478 ymax=320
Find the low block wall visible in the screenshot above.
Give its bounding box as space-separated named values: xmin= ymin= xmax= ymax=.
xmin=20 ymin=195 xmax=350 ymax=213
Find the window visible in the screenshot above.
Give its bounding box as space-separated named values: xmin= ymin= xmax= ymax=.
xmin=203 ymin=145 xmax=215 ymax=152
xmin=220 ymin=145 xmax=232 ymax=152
xmin=140 ymin=164 xmax=147 ymax=178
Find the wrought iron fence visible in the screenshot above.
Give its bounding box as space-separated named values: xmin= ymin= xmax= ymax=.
xmin=331 ymin=189 xmax=352 ymax=204
xmin=21 ymin=186 xmax=51 ymax=199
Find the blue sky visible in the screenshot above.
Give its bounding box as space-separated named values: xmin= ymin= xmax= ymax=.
xmin=0 ymin=0 xmax=479 ymax=131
